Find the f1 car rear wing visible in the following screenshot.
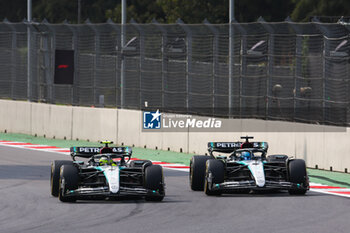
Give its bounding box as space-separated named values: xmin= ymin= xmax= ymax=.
xmin=70 ymin=146 xmax=132 ymax=158
xmin=208 ymin=142 xmax=268 ymax=154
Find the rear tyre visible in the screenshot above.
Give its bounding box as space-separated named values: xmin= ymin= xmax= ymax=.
xmin=144 ymin=165 xmax=165 ymax=201
xmin=58 ymin=165 xmax=79 ymax=202
xmin=190 ymin=156 xmax=211 ymax=191
xmin=50 ymin=160 xmax=73 ymax=197
xmin=288 ymin=159 xmax=308 ymax=195
xmin=204 ymin=159 xmax=224 ymax=196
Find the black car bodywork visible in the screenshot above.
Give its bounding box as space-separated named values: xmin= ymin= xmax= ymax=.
xmin=190 ymin=136 xmax=309 ymax=195
xmin=50 ymin=142 xmax=165 ymax=202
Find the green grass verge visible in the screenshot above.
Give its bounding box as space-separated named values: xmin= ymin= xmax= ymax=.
xmin=0 ymin=132 xmax=193 ymax=166
xmin=307 ymin=168 xmax=350 ymax=188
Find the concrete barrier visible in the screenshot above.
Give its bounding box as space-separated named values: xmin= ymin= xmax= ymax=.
xmin=31 ymin=102 xmax=50 ymax=137
xmin=48 ymin=104 xmax=73 ymax=140
xmin=72 ymin=106 xmax=117 ymax=143
xmin=0 ymin=99 xmax=348 ymax=172
xmin=117 ymin=109 xmax=141 ymax=147
xmin=0 ymin=100 xmax=31 ymax=134
xmin=0 ymin=100 xmax=10 ymax=132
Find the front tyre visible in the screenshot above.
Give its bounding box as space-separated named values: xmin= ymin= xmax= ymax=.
xmin=50 ymin=160 xmax=73 ymax=197
xmin=288 ymin=159 xmax=308 ymax=195
xmin=144 ymin=165 xmax=165 ymax=201
xmin=58 ymin=165 xmax=79 ymax=202
xmin=190 ymin=156 xmax=210 ymax=191
xmin=204 ymin=159 xmax=224 ymax=196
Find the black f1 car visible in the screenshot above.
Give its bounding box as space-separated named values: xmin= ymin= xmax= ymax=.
xmin=50 ymin=141 xmax=165 ymax=202
xmin=190 ymin=136 xmax=309 ymax=195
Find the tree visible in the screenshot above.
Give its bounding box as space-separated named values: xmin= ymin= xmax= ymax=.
xmin=291 ymin=0 xmax=350 ymax=22
xmin=0 ymin=0 xmax=26 ymax=22
xmin=235 ymin=0 xmax=295 ymax=22
xmin=156 ymin=0 xmax=295 ymax=23
xmin=106 ymin=0 xmax=295 ymax=24
xmin=3 ymin=0 xmax=350 ymax=24
xmin=155 ymin=0 xmax=229 ymax=23
xmin=106 ymin=0 xmax=165 ymax=23
xmin=0 ymin=0 xmax=116 ymax=23
xmin=33 ymin=0 xmax=77 ymax=23
xmin=33 ymin=0 xmax=116 ymax=23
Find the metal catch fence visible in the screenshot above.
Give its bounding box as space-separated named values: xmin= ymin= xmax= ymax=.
xmin=0 ymin=19 xmax=349 ymax=126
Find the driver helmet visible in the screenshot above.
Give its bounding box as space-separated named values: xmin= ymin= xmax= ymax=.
xmin=99 ymin=156 xmax=115 ymax=166
xmin=241 ymin=151 xmax=252 ymax=160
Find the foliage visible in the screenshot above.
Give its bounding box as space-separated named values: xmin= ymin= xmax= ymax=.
xmin=0 ymin=0 xmax=115 ymax=23
xmin=0 ymin=0 xmax=350 ymax=24
xmin=106 ymin=0 xmax=165 ymax=23
xmin=291 ymin=0 xmax=350 ymax=22
xmin=0 ymin=0 xmax=26 ymax=22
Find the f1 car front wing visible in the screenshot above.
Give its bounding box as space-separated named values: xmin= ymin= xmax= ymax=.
xmin=210 ymin=180 xmax=309 ymax=191
xmin=63 ymin=186 xmax=162 ymax=198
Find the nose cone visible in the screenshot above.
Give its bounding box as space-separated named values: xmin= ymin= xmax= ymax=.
xmin=248 ymin=162 xmax=265 ymax=187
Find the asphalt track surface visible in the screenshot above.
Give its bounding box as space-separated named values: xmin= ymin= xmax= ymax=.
xmin=1 ymin=145 xmax=350 ymax=233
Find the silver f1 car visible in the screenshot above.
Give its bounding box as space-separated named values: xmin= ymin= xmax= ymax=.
xmin=190 ymin=136 xmax=309 ymax=195
xmin=50 ymin=141 xmax=165 ymax=202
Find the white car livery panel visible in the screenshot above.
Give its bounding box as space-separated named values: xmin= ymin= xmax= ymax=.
xmin=97 ymin=166 xmax=120 ymax=193
xmin=240 ymin=161 xmax=266 ymax=187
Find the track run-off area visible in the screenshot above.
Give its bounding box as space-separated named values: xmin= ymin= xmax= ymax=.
xmin=1 ymin=138 xmax=350 ymax=233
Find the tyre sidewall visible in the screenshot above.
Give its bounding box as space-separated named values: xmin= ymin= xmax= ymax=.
xmin=288 ymin=159 xmax=308 ymax=195
xmin=144 ymin=165 xmax=165 ymax=201
xmin=51 ymin=160 xmax=73 ymax=197
xmin=58 ymin=164 xmax=79 ymax=202
xmin=204 ymin=159 xmax=224 ymax=195
xmin=190 ymin=156 xmax=210 ymax=191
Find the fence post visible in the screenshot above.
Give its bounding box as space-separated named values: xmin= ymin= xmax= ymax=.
xmin=3 ymin=19 xmax=17 ymax=100
xmin=130 ymin=19 xmax=144 ymax=110
xmin=107 ymin=19 xmax=121 ymax=107
xmin=27 ymin=1 xmax=32 ymax=101
xmin=259 ymin=17 xmax=274 ymax=119
xmin=204 ymin=19 xmax=218 ymax=115
xmin=151 ymin=19 xmax=167 ymax=110
xmin=177 ymin=19 xmax=192 ymax=113
xmin=65 ymin=21 xmax=79 ymax=105
xmin=234 ymin=22 xmax=247 ymax=118
xmin=26 ymin=20 xmax=32 ymax=101
xmin=312 ymin=18 xmax=326 ymax=124
xmin=86 ymin=19 xmax=100 ymax=107
xmin=322 ymin=32 xmax=326 ymax=124
xmin=27 ymin=22 xmax=39 ymax=102
xmin=41 ymin=19 xmax=55 ymax=104
xmin=286 ymin=19 xmax=302 ymax=122
xmin=229 ymin=20 xmax=234 ymax=116
xmin=121 ymin=7 xmax=126 ymax=109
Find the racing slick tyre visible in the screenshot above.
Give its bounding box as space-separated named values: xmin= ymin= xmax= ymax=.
xmin=204 ymin=159 xmax=224 ymax=196
xmin=51 ymin=160 xmax=73 ymax=197
xmin=190 ymin=156 xmax=211 ymax=191
xmin=288 ymin=159 xmax=308 ymax=195
xmin=144 ymin=165 xmax=165 ymax=202
xmin=58 ymin=165 xmax=79 ymax=202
